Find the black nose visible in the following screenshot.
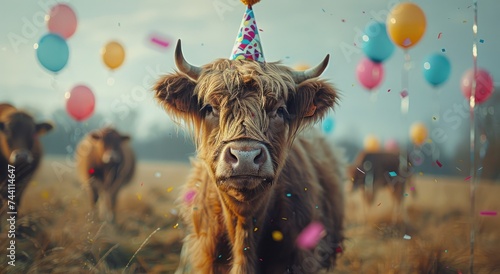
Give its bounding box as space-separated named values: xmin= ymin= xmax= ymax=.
xmin=10 ymin=150 xmax=34 ymax=165
xmin=223 ymin=143 xmax=268 ymax=175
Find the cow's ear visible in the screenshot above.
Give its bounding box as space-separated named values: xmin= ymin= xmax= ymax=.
xmin=90 ymin=131 xmax=101 ymax=140
xmin=154 ymin=72 xmax=199 ymax=123
xmin=289 ymin=79 xmax=338 ymax=127
xmin=121 ymin=135 xmax=130 ymax=141
xmin=35 ymin=122 xmax=54 ymax=136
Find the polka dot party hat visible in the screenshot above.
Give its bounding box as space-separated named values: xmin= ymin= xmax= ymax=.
xmin=230 ymin=0 xmax=265 ymax=62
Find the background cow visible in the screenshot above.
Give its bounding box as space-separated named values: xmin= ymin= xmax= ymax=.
xmin=348 ymin=150 xmax=413 ymax=222
xmin=75 ymin=127 xmax=135 ymax=222
xmin=154 ymin=40 xmax=344 ymax=274
xmin=0 ymin=103 xmax=53 ymax=217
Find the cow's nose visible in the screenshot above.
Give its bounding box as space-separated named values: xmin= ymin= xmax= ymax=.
xmin=10 ymin=150 xmax=34 ymax=165
xmin=224 ymin=144 xmax=268 ymax=175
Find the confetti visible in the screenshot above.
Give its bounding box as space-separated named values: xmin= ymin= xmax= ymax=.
xmin=400 ymin=90 xmax=408 ymax=98
xmin=41 ymin=190 xmax=50 ymax=200
xmin=335 ymin=246 xmax=343 ymax=253
xmin=140 ymin=182 xmax=144 ymax=187
xmin=322 ymin=8 xmax=325 ymax=12
xmin=465 ymin=176 xmax=472 ymax=181
xmin=281 ymin=217 xmax=288 ymax=221
xmin=286 ymin=193 xmax=292 ymax=197
xmin=304 ymin=187 xmax=308 ymax=191
xmin=436 ymin=160 xmax=443 ymax=167
xmin=389 ymin=171 xmax=397 ymax=177
xmin=173 ymin=223 xmax=179 ymax=229
xmin=403 ymin=38 xmax=412 ymax=47
xmin=244 ymin=247 xmax=250 ymax=251
xmin=356 ymin=167 xmax=365 ymax=174
xmin=441 ymin=48 xmax=446 ymax=52
xmin=341 ymin=19 xmax=346 ymax=22
xmin=404 ymin=193 xmax=409 ymax=197
xmin=150 ymin=36 xmax=170 ymax=48
xmin=167 ymin=187 xmax=174 ymax=192
xmin=387 ymin=89 xmax=391 ymax=92
xmin=410 ymin=187 xmax=415 ymax=191
xmin=438 ymin=32 xmax=443 ymax=39
xmin=254 ymin=227 xmax=259 ymax=232
xmin=88 ymin=168 xmax=95 ymax=175
xmin=296 ymin=222 xmax=325 ymax=249
xmin=480 ymin=211 xmax=497 ymax=216
xmin=479 ymin=39 xmax=484 ymax=43
xmin=258 ymin=28 xmax=264 ymax=32
xmin=403 ymin=234 xmax=411 ymax=240
xmin=272 ymin=231 xmax=283 ymax=241
xmin=155 ymin=172 xmax=161 ymax=178
xmin=445 ymin=249 xmax=448 ymax=253
xmin=137 ymin=193 xmax=142 ymax=201
xmin=184 ymin=190 xmax=196 ymax=204
xmin=377 ymin=203 xmax=381 ymax=206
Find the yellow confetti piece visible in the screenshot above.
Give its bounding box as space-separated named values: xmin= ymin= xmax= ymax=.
xmin=304 ymin=187 xmax=308 ymax=191
xmin=41 ymin=190 xmax=50 ymax=200
xmin=254 ymin=227 xmax=259 ymax=232
xmin=281 ymin=217 xmax=288 ymax=221
xmin=136 ymin=193 xmax=142 ymax=201
xmin=167 ymin=187 xmax=174 ymax=193
xmin=272 ymin=231 xmax=283 ymax=241
xmin=173 ymin=223 xmax=179 ymax=229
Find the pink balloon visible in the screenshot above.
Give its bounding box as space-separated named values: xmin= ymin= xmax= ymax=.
xmin=461 ymin=68 xmax=494 ymax=104
xmin=66 ymin=85 xmax=95 ymax=121
xmin=47 ymin=4 xmax=77 ymax=39
xmin=356 ymin=58 xmax=384 ymax=90
xmin=384 ymin=139 xmax=399 ymax=151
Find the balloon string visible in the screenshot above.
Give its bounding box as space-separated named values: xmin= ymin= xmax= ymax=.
xmin=469 ymin=0 xmax=478 ymax=273
xmin=400 ymin=51 xmax=411 ymax=171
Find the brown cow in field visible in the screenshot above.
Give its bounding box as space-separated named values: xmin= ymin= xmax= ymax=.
xmin=348 ymin=151 xmax=413 ymax=221
xmin=75 ymin=127 xmax=135 ymax=222
xmin=0 ymin=103 xmax=53 ymax=216
xmin=154 ymin=40 xmax=344 ymax=274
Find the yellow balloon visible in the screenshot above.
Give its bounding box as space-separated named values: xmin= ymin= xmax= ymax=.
xmin=364 ymin=135 xmax=380 ymax=152
xmin=410 ymin=122 xmax=428 ymax=146
xmin=386 ymin=2 xmax=426 ymax=49
xmin=102 ymin=41 xmax=125 ymax=70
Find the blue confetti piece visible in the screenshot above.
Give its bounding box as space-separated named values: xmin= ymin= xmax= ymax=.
xmin=389 ymin=171 xmax=397 ymax=177
xmin=441 ymin=48 xmax=446 ymax=52
xmin=286 ymin=193 xmax=292 ymax=197
xmin=479 ymin=39 xmax=484 ymax=43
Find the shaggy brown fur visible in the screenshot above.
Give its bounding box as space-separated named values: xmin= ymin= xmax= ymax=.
xmin=75 ymin=127 xmax=135 ymax=222
xmin=0 ymin=103 xmax=53 ymax=217
xmin=154 ymin=54 xmax=345 ymax=273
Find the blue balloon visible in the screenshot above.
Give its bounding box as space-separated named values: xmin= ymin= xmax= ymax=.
xmin=36 ymin=33 xmax=69 ymax=73
xmin=422 ymin=53 xmax=451 ymax=87
xmin=322 ymin=117 xmax=335 ymax=134
xmin=362 ymin=22 xmax=395 ymax=63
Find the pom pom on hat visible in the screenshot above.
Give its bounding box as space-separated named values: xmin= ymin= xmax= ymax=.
xmin=240 ymin=0 xmax=260 ymax=6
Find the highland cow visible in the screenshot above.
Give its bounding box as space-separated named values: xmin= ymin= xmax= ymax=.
xmin=0 ymin=103 xmax=53 ymax=216
xmin=154 ymin=40 xmax=344 ymax=274
xmin=75 ymin=127 xmax=135 ymax=222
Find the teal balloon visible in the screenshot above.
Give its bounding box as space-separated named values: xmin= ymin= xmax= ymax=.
xmin=36 ymin=33 xmax=69 ymax=73
xmin=422 ymin=53 xmax=451 ymax=87
xmin=362 ymin=22 xmax=395 ymax=63
xmin=322 ymin=117 xmax=335 ymax=134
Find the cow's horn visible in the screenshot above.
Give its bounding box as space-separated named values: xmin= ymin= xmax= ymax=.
xmin=175 ymin=39 xmax=202 ymax=80
xmin=291 ymin=54 xmax=330 ymax=84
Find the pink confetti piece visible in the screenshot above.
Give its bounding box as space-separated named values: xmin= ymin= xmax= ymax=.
xmin=184 ymin=190 xmax=196 ymax=204
xmin=465 ymin=176 xmax=471 ymax=181
xmin=387 ymin=89 xmax=391 ymax=92
xmin=296 ymin=221 xmax=325 ymax=250
xmin=410 ymin=187 xmax=415 ymax=191
xmin=438 ymin=32 xmax=443 ymax=39
xmin=400 ymin=90 xmax=408 ymax=98
xmin=436 ymin=160 xmax=443 ymax=167
xmin=480 ymin=211 xmax=497 ymax=216
xmin=150 ymin=36 xmax=170 ymax=48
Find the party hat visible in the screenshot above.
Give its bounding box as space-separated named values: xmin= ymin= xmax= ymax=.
xmin=230 ymin=0 xmax=265 ymax=62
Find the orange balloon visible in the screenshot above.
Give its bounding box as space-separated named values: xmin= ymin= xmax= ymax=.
xmin=294 ymin=64 xmax=310 ymax=71
xmin=386 ymin=2 xmax=426 ymax=49
xmin=364 ymin=135 xmax=381 ymax=152
xmin=102 ymin=41 xmax=125 ymax=70
xmin=410 ymin=122 xmax=428 ymax=146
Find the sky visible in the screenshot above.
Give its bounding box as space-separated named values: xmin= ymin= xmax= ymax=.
xmin=1 ymin=0 xmax=499 ymax=156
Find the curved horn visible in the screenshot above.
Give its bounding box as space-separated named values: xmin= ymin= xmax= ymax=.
xmin=291 ymin=54 xmax=330 ymax=84
xmin=175 ymin=39 xmax=202 ymax=80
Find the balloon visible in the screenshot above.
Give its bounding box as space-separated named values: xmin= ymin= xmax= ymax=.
xmin=364 ymin=135 xmax=380 ymax=152
xmin=294 ymin=64 xmax=310 ymax=71
xmin=102 ymin=41 xmax=125 ymax=70
xmin=47 ymin=4 xmax=77 ymax=39
xmin=461 ymin=68 xmax=494 ymax=104
xmin=362 ymin=22 xmax=395 ymax=63
xmin=36 ymin=33 xmax=69 ymax=73
xmin=356 ymin=58 xmax=384 ymax=90
xmin=386 ymin=2 xmax=426 ymax=49
xmin=422 ymin=53 xmax=451 ymax=87
xmin=410 ymin=122 xmax=428 ymax=146
xmin=66 ymin=85 xmax=95 ymax=121
xmin=322 ymin=117 xmax=335 ymax=134
xmin=384 ymin=139 xmax=399 ymax=151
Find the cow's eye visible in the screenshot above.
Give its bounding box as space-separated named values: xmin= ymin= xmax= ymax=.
xmin=202 ymin=104 xmax=219 ymax=117
xmin=276 ymin=107 xmax=288 ymax=118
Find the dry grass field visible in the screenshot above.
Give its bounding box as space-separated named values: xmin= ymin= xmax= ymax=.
xmin=1 ymin=156 xmax=499 ymax=274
